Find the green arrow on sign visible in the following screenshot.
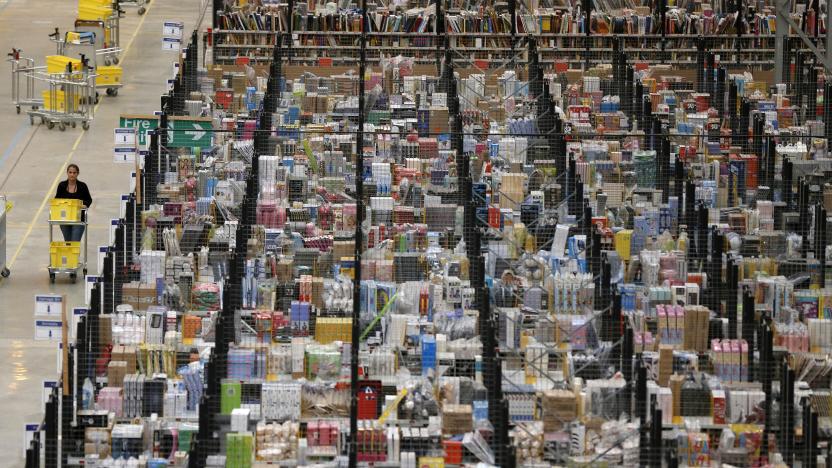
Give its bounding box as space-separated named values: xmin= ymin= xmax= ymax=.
xmin=119 ymin=114 xmax=159 ymax=147
xmin=168 ymin=118 xmax=213 ymax=148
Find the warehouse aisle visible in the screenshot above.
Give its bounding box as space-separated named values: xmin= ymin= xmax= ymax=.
xmin=0 ymin=0 xmax=205 ymax=464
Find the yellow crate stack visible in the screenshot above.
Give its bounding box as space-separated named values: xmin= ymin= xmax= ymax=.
xmin=96 ymin=65 xmax=122 ymax=86
xmin=50 ymin=242 xmax=81 ymax=269
xmin=42 ymin=90 xmax=81 ymax=113
xmin=46 ymin=55 xmax=82 ymax=74
xmin=49 ymin=199 xmax=83 ymax=222
xmin=78 ymin=1 xmax=113 ymax=21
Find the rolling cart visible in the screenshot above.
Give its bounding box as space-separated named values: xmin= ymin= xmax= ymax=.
xmin=117 ymin=0 xmax=147 ymax=16
xmin=0 ymin=196 xmax=10 ymax=278
xmin=48 ymin=208 xmax=88 ymax=283
xmin=27 ymin=69 xmax=96 ymax=130
xmin=49 ymin=31 xmax=123 ymax=99
xmin=7 ymin=49 xmax=44 ymax=114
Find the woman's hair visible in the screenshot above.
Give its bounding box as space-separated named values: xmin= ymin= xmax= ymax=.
xmin=67 ymin=164 xmax=80 ymax=173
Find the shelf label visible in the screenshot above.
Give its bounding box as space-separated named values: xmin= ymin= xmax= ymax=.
xmin=42 ymin=380 xmax=58 ymax=404
xmin=23 ymin=423 xmax=40 ymax=458
xmin=34 ymin=294 xmax=62 ymax=316
xmin=114 ymin=127 xmax=136 ymax=146
xmin=34 ymin=319 xmax=62 ymax=341
xmin=113 ymin=146 xmax=136 ymax=164
xmin=114 ymin=146 xmax=136 ymax=164
xmin=163 ymin=21 xmax=184 ymax=38
xmin=71 ymin=307 xmax=88 ymax=341
xmin=162 ymin=37 xmax=181 ymax=51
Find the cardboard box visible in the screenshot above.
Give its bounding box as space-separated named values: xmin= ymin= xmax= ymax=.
xmin=669 ymin=374 xmax=685 ymax=418
xmin=107 ymin=360 xmax=127 ymax=388
xmin=541 ymin=389 xmax=577 ymax=431
xmin=112 ymin=345 xmax=137 ymax=373
xmin=441 ymin=404 xmax=472 ymax=434
xmin=658 ymin=345 xmax=673 ymax=387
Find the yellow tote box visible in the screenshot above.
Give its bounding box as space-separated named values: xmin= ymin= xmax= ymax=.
xmin=50 ymin=199 xmax=83 ymax=222
xmin=79 ymin=0 xmax=112 ymax=6
xmin=96 ymin=65 xmax=122 ymax=86
xmin=42 ymin=90 xmax=81 ymax=113
xmin=50 ymin=242 xmax=81 ymax=269
xmin=78 ymin=3 xmax=112 ymax=21
xmin=46 ymin=55 xmax=82 ymax=74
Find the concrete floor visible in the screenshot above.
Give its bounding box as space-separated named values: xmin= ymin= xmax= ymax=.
xmin=0 ymin=0 xmax=205 ymax=465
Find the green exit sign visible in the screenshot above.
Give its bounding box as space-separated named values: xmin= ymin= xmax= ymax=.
xmin=168 ymin=117 xmax=213 ymax=148
xmin=119 ymin=114 xmax=159 ymax=147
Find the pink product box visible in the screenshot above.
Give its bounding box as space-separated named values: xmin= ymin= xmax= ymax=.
xmin=319 ymin=421 xmax=331 ymax=446
xmin=711 ymin=340 xmax=722 ymax=380
xmin=308 ymin=421 xmax=320 ymax=446
xmin=97 ymin=387 xmax=123 ymax=417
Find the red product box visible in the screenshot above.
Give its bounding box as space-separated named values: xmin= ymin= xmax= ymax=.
xmin=443 ymin=440 xmax=463 ymax=464
xmin=712 ymin=390 xmax=726 ymax=424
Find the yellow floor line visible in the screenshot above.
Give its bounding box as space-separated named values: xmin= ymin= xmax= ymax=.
xmin=6 ymin=4 xmax=153 ymax=269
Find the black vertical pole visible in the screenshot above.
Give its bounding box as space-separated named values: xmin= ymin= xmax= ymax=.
xmin=739 ymin=98 xmax=750 ymax=152
xmin=741 ymin=287 xmax=755 ymax=380
xmin=582 ymin=0 xmax=592 ymax=70
xmin=727 ymin=256 xmax=738 ymax=339
xmin=783 ymin=157 xmax=793 ymax=210
xmin=767 ymin=135 xmax=776 ymax=196
xmin=696 ymin=36 xmax=705 ymax=93
xmin=660 ymin=133 xmax=670 ymax=202
xmin=729 ymin=80 xmax=739 ymax=143
xmin=716 ymin=67 xmax=726 ymax=116
xmin=825 ymin=80 xmax=832 ymax=144
xmin=706 ymin=53 xmax=715 ymax=100
xmin=659 ymin=0 xmax=667 ymax=63
xmin=808 ymin=62 xmax=818 ymax=119
xmin=348 ymin=3 xmax=367 ymax=467
xmin=635 ymin=80 xmax=644 ymax=126
xmin=760 ymin=320 xmax=774 ymax=454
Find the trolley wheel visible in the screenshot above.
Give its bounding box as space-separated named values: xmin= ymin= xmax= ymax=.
xmin=94 ymin=92 xmax=100 ymax=105
xmin=72 ymin=122 xmax=77 ymax=129
xmin=82 ymin=121 xmax=90 ymax=130
xmin=58 ymin=122 xmax=66 ymax=132
xmin=138 ymin=6 xmax=146 ymax=14
xmin=70 ymin=273 xmax=77 ymax=284
xmin=104 ymin=57 xmax=111 ymax=66
xmin=83 ymin=268 xmax=87 ymax=276
xmin=112 ymin=57 xmax=120 ymax=65
xmin=47 ymin=121 xmax=55 ymax=130
xmin=29 ymin=116 xmax=34 ymax=125
xmin=49 ymin=273 xmax=55 ymax=284
xmin=16 ymin=105 xmax=20 ymax=114
xmin=107 ymin=88 xmax=118 ymax=97
xmin=1 ymin=267 xmax=9 ymax=278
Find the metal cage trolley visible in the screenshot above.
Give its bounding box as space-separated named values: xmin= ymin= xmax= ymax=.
xmin=0 ymin=196 xmax=10 ymax=278
xmin=48 ymin=200 xmax=88 ymax=283
xmin=49 ymin=30 xmax=123 ymax=99
xmin=7 ymin=49 xmax=43 ymax=115
xmin=27 ymin=65 xmax=97 ymax=131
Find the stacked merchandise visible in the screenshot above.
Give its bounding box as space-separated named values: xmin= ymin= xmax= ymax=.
xmin=39 ymin=4 xmax=832 ymax=467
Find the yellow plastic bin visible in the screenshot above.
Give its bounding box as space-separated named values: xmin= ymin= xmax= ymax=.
xmin=96 ymin=65 xmax=122 ymax=86
xmin=78 ymin=4 xmax=112 ymax=21
xmin=49 ymin=199 xmax=83 ymax=222
xmin=46 ymin=55 xmax=82 ymax=74
xmin=42 ymin=90 xmax=81 ymax=113
xmin=79 ymin=0 xmax=112 ymax=6
xmin=50 ymin=242 xmax=81 ymax=269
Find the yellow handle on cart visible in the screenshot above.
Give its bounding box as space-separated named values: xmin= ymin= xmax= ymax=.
xmin=4 ymin=201 xmax=12 ymax=212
